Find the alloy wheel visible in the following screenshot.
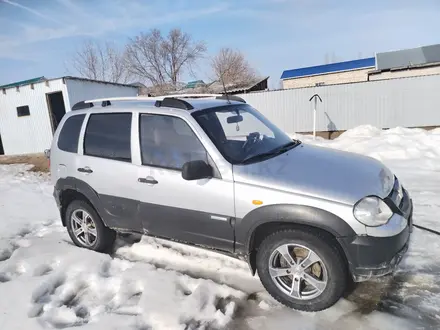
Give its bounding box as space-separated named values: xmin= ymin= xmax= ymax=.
xmin=268 ymin=243 xmax=328 ymax=300
xmin=70 ymin=209 xmax=98 ymax=247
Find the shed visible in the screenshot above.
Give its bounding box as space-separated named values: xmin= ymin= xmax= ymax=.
xmin=0 ymin=76 xmax=138 ymax=156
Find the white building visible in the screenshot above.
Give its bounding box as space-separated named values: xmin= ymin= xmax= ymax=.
xmin=0 ymin=76 xmax=139 ymax=156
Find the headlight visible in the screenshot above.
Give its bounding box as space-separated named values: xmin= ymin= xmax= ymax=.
xmin=353 ymin=196 xmax=393 ymax=227
xmin=381 ymin=171 xmax=394 ymax=196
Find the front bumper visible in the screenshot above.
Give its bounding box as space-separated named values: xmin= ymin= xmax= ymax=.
xmin=339 ymin=193 xmax=413 ymax=282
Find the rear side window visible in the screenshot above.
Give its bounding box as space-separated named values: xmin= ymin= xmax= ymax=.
xmin=57 ymin=114 xmax=85 ymax=153
xmin=84 ymin=113 xmax=132 ymax=162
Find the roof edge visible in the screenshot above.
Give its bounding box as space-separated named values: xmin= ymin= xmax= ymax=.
xmin=368 ymin=60 xmax=440 ymax=75
xmin=280 ymin=57 xmax=376 ymax=80
xmin=62 ymin=76 xmax=139 ymax=88
xmin=0 ymin=76 xmax=46 ymax=89
xmin=281 ymin=66 xmax=375 ymax=80
xmin=1 ymin=75 xmax=139 ymax=92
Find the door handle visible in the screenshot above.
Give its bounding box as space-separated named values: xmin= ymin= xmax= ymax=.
xmin=78 ymin=167 xmax=93 ymax=173
xmin=138 ymin=177 xmax=158 ymax=184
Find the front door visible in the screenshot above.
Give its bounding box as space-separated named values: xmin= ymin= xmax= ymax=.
xmin=136 ymin=113 xmax=235 ymax=252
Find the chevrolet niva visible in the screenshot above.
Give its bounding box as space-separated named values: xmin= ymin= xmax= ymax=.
xmin=47 ymin=94 xmax=413 ymax=311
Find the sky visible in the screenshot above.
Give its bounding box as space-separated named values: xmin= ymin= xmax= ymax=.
xmin=0 ymin=0 xmax=439 ymax=89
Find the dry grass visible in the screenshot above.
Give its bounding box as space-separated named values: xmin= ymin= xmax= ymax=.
xmin=0 ymin=153 xmax=49 ymax=172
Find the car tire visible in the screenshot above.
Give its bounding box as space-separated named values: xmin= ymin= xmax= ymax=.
xmin=256 ymin=228 xmax=348 ymax=312
xmin=65 ymin=200 xmax=116 ymax=253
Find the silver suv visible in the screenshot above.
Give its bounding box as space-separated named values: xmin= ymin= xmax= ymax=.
xmin=48 ymin=94 xmax=413 ymax=312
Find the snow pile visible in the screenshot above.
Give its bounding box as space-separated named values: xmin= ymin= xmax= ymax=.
xmin=0 ymin=164 xmax=56 ymax=239
xmin=115 ymin=236 xmax=261 ymax=294
xmin=292 ymin=125 xmax=440 ymax=170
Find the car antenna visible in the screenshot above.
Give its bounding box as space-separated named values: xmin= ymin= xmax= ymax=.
xmin=220 ymin=74 xmax=231 ymax=104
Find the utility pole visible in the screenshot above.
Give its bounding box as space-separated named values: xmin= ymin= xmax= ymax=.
xmin=309 ymin=94 xmax=322 ymax=140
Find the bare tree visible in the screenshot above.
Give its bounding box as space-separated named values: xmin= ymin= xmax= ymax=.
xmin=211 ymin=48 xmax=257 ymax=86
xmin=124 ymin=28 xmax=206 ymax=89
xmin=70 ymin=40 xmax=131 ymax=83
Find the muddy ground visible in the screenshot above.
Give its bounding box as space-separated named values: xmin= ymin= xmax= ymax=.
xmin=0 ymin=153 xmax=49 ymax=172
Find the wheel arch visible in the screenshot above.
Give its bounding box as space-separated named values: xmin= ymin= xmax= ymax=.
xmin=56 ymin=177 xmax=105 ymax=227
xmin=234 ymin=204 xmax=356 ymax=275
xmin=59 ymin=189 xmax=95 ymax=226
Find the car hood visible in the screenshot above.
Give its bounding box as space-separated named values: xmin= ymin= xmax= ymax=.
xmin=233 ymin=143 xmax=394 ymax=205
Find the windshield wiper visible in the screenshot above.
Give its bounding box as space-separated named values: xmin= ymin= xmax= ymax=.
xmin=240 ymin=140 xmax=301 ymax=164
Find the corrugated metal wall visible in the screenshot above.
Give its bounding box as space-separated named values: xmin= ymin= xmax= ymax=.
xmin=238 ymin=75 xmax=440 ymax=133
xmin=64 ymin=79 xmax=138 ymax=110
xmin=0 ymin=79 xmax=68 ymax=155
xmin=0 ymin=78 xmax=138 ymax=155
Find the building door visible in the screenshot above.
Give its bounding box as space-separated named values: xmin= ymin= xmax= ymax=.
xmin=0 ymin=131 xmax=4 ymax=155
xmin=46 ymin=91 xmax=66 ymax=132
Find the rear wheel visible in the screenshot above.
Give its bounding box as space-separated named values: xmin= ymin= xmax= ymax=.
xmin=256 ymin=228 xmax=347 ymax=311
xmin=65 ymin=200 xmax=116 ymax=252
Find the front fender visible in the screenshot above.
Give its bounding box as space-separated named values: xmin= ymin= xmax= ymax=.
xmin=234 ymin=204 xmax=357 ymax=254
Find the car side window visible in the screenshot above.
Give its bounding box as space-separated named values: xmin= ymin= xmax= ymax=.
xmin=139 ymin=114 xmax=207 ymax=170
xmin=57 ymin=114 xmax=86 ymax=153
xmin=84 ymin=113 xmax=132 ymax=162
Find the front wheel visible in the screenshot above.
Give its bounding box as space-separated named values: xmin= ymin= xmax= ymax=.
xmin=256 ymin=228 xmax=348 ymax=311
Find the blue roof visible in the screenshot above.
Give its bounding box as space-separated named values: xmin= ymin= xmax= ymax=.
xmin=280 ymin=57 xmax=376 ymax=80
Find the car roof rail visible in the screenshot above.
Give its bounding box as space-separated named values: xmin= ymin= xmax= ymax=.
xmin=155 ymin=97 xmax=194 ymax=110
xmin=72 ymin=100 xmax=94 ymax=110
xmin=73 ymin=93 xmax=245 ymax=111
xmin=215 ymin=95 xmax=246 ymax=103
xmin=162 ymin=93 xmax=222 ymax=99
xmin=72 ymin=96 xmax=153 ymax=111
xmin=163 ymin=94 xmax=246 ymax=103
xmin=83 ymin=94 xmax=223 ymax=105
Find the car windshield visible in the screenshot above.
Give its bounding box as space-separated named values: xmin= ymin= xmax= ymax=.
xmin=192 ymin=104 xmax=300 ymax=164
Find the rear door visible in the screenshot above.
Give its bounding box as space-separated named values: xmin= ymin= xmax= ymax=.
xmin=136 ymin=113 xmax=235 ymax=252
xmin=52 ymin=113 xmax=86 ymax=183
xmin=76 ymin=112 xmax=141 ymax=231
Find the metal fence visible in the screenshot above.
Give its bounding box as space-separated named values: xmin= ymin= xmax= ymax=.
xmin=237 ymin=74 xmax=440 ymax=133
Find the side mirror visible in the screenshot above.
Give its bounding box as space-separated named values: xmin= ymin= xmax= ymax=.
xmin=182 ymin=160 xmax=213 ymax=181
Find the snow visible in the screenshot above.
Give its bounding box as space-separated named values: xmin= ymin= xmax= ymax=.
xmin=1 ymin=125 xmax=440 ymax=329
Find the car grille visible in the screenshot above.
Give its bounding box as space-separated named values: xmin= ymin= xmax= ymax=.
xmin=387 ymin=176 xmax=411 ymax=216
